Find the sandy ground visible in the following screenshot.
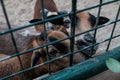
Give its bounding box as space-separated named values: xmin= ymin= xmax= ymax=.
xmin=0 ymin=0 xmax=120 ymax=79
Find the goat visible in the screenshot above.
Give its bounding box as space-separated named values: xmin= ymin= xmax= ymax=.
xmin=47 ymin=11 xmax=109 ymax=58
xmin=29 ymin=0 xmax=109 ymax=72
xmin=0 ymin=22 xmax=84 ymax=79
xmin=30 ymin=0 xmax=109 ymax=58
xmin=29 ymin=10 xmax=120 ymax=80
xmin=0 ymin=23 xmax=49 ymax=79
xmin=29 ymin=0 xmax=120 ymax=80
xmin=0 ymin=23 xmax=39 ymax=80
xmin=30 ymin=10 xmax=109 ymax=58
xmin=31 ymin=30 xmax=86 ymax=71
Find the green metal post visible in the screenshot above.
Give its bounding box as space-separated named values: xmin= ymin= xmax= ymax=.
xmin=41 ymin=46 xmax=120 ymax=80
xmin=69 ymin=0 xmax=77 ymax=66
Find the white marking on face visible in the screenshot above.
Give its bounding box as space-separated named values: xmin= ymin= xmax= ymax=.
xmin=19 ymin=30 xmax=40 ymax=37
xmin=47 ymin=12 xmax=58 ymax=17
xmin=66 ymin=27 xmax=71 ymax=35
xmin=45 ymin=22 xmax=53 ymax=31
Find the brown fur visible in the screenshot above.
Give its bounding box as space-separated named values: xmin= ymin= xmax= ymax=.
xmin=0 ymin=23 xmax=85 ymax=79
xmin=0 ymin=28 xmax=34 ymax=55
xmin=0 ymin=23 xmax=41 ymax=79
xmin=76 ymin=12 xmax=92 ymax=32
xmin=32 ymin=0 xmax=95 ymax=76
xmin=32 ymin=30 xmax=86 ymax=71
xmin=31 ymin=0 xmax=89 ymax=76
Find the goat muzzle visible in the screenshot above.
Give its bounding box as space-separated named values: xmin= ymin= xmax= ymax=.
xmin=76 ymin=33 xmax=98 ymax=58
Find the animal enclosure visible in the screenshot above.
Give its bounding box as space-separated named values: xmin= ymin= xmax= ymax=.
xmin=0 ymin=0 xmax=120 ymax=80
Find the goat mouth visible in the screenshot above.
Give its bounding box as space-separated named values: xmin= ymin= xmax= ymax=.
xmin=76 ymin=39 xmax=98 ymax=58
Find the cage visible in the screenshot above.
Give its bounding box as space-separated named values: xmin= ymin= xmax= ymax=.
xmin=0 ymin=0 xmax=120 ymax=80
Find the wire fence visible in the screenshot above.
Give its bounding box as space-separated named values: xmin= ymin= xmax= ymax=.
xmin=0 ymin=0 xmax=120 ymax=80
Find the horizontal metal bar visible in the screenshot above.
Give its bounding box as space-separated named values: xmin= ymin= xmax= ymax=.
xmin=76 ymin=0 xmax=119 ymax=13
xmin=0 ymin=0 xmax=119 ymax=35
xmin=0 ymin=0 xmax=119 ymax=80
xmin=41 ymin=46 xmax=120 ymax=80
xmin=1 ymin=33 xmax=120 ymax=80
xmin=0 ymin=18 xmax=120 ymax=62
xmin=106 ymin=5 xmax=120 ymax=51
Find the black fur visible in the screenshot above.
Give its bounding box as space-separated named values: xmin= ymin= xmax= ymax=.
xmin=47 ymin=15 xmax=64 ymax=25
xmin=31 ymin=51 xmax=41 ymax=67
xmin=88 ymin=13 xmax=96 ymax=27
xmin=97 ymin=16 xmax=110 ymax=25
xmin=88 ymin=13 xmax=110 ymax=27
xmin=76 ymin=39 xmax=97 ymax=58
xmin=46 ymin=11 xmax=69 ymax=25
xmin=49 ymin=48 xmax=58 ymax=55
xmin=29 ymin=19 xmax=42 ymax=25
xmin=48 ymin=37 xmax=69 ymax=54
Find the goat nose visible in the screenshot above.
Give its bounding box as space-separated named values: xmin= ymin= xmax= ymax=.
xmin=84 ymin=33 xmax=95 ymax=43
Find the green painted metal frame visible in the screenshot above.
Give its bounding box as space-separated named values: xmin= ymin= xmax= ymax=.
xmin=0 ymin=0 xmax=120 ymax=80
xmin=41 ymin=46 xmax=120 ymax=80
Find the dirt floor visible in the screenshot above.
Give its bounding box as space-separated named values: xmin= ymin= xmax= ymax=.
xmin=0 ymin=0 xmax=120 ymax=80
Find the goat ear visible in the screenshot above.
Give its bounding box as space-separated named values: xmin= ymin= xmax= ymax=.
xmin=89 ymin=13 xmax=96 ymax=27
xmin=47 ymin=15 xmax=64 ymax=25
xmin=31 ymin=51 xmax=41 ymax=67
xmin=29 ymin=19 xmax=42 ymax=23
xmin=97 ymin=16 xmax=110 ymax=25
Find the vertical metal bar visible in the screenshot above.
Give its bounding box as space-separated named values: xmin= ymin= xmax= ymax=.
xmin=40 ymin=0 xmax=51 ymax=75
xmin=0 ymin=0 xmax=26 ymax=80
xmin=91 ymin=0 xmax=102 ymax=56
xmin=69 ymin=0 xmax=77 ymax=66
xmin=106 ymin=5 xmax=120 ymax=51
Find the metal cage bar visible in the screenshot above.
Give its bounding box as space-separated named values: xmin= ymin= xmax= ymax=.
xmin=41 ymin=46 xmax=120 ymax=80
xmin=106 ymin=5 xmax=120 ymax=51
xmin=0 ymin=0 xmax=119 ymax=35
xmin=91 ymin=0 xmax=102 ymax=55
xmin=0 ymin=0 xmax=26 ymax=80
xmin=69 ymin=0 xmax=77 ymax=66
xmin=40 ymin=0 xmax=51 ymax=75
xmin=1 ymin=33 xmax=120 ymax=80
xmin=0 ymin=18 xmax=120 ymax=62
xmin=0 ymin=0 xmax=120 ymax=80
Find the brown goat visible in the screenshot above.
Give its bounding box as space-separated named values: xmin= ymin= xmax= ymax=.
xmin=30 ymin=0 xmax=109 ymax=58
xmin=32 ymin=5 xmax=90 ymax=73
xmin=0 ymin=23 xmax=39 ymax=79
xmin=31 ymin=30 xmax=86 ymax=71
xmin=44 ymin=11 xmax=109 ymax=57
xmin=0 ymin=22 xmax=85 ymax=79
xmin=29 ymin=1 xmax=120 ymax=80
